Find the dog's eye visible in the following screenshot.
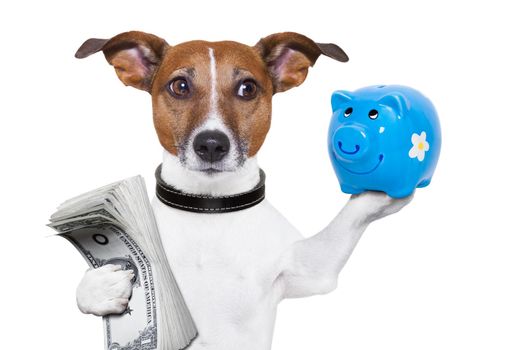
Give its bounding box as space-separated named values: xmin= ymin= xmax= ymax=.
xmin=368 ymin=109 xmax=379 ymax=120
xmin=168 ymin=78 xmax=191 ymax=97
xmin=344 ymin=107 xmax=353 ymax=117
xmin=237 ymin=80 xmax=257 ymax=100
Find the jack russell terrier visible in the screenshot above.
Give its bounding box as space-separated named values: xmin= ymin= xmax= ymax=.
xmin=74 ymin=31 xmax=412 ymax=350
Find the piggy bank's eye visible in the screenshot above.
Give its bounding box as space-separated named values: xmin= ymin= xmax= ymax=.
xmin=368 ymin=109 xmax=379 ymax=120
xmin=344 ymin=107 xmax=353 ymax=117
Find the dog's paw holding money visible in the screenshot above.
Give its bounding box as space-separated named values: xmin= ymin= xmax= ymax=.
xmin=76 ymin=264 xmax=134 ymax=316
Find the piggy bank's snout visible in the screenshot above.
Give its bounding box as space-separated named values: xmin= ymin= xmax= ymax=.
xmin=332 ymin=125 xmax=370 ymax=162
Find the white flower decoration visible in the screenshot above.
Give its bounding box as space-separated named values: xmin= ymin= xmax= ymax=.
xmin=409 ymin=131 xmax=430 ymax=161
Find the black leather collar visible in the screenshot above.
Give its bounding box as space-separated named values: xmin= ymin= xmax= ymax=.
xmin=155 ymin=165 xmax=266 ymax=213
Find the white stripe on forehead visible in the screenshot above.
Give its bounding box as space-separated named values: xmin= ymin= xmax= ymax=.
xmin=201 ymin=47 xmax=225 ymax=130
xmin=209 ymin=47 xmax=218 ymax=116
xmin=192 ymin=48 xmax=228 ymax=132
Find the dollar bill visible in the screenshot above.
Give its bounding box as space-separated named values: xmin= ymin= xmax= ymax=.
xmin=49 ymin=176 xmax=198 ymax=350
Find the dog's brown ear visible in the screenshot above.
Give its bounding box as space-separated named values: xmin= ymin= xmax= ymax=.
xmin=75 ymin=31 xmax=169 ymax=92
xmin=255 ymin=32 xmax=348 ymax=93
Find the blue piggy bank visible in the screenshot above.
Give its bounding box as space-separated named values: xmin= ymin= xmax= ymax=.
xmin=328 ymin=85 xmax=441 ymax=198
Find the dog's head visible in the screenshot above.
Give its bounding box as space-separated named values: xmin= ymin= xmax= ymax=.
xmin=76 ymin=31 xmax=348 ymax=175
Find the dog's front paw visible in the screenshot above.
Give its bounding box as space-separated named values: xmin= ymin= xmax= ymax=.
xmin=351 ymin=191 xmax=414 ymax=223
xmin=76 ymin=264 xmax=134 ymax=316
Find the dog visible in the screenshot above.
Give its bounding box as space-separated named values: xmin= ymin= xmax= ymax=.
xmin=74 ymin=31 xmax=412 ymax=350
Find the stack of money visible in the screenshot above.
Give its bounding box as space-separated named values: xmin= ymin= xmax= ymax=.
xmin=49 ymin=176 xmax=198 ymax=350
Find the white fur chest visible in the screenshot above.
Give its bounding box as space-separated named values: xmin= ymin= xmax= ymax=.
xmin=151 ymin=197 xmax=302 ymax=350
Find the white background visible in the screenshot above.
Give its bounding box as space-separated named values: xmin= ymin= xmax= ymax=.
xmin=1 ymin=0 xmax=524 ymax=349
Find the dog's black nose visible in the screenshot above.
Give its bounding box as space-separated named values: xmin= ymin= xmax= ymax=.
xmin=193 ymin=130 xmax=231 ymax=162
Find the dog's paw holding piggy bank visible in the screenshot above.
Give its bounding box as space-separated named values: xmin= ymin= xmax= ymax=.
xmin=328 ymin=85 xmax=441 ymax=199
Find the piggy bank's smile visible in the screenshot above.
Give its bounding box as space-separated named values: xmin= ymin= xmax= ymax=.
xmin=338 ymin=141 xmax=360 ymax=155
xmin=332 ymin=152 xmax=384 ymax=175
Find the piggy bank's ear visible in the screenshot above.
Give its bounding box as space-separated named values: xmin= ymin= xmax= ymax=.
xmin=331 ymin=90 xmax=353 ymax=112
xmin=378 ymin=92 xmax=410 ymax=117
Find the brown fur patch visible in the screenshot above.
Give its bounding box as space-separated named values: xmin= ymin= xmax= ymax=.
xmin=77 ymin=31 xmax=348 ymax=159
xmin=149 ymin=40 xmax=274 ymax=157
xmin=150 ymin=42 xmax=213 ymax=155
xmin=211 ymin=42 xmax=274 ymax=157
